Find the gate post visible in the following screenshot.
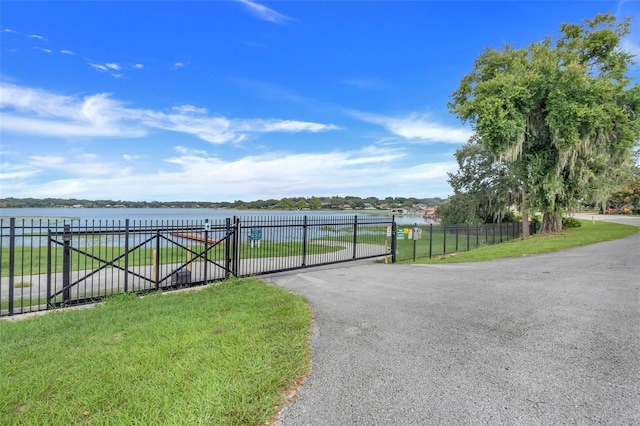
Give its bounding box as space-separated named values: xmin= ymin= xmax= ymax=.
xmin=390 ymin=218 xmax=397 ymax=263
xmin=203 ymin=219 xmax=209 ymax=283
xmin=225 ymin=218 xmax=231 ymax=278
xmin=302 ymin=216 xmax=308 ymax=267
xmin=62 ymin=224 xmax=71 ymax=304
xmin=352 ymin=215 xmax=358 ymax=259
xmin=124 ymin=219 xmax=129 ymax=293
xmin=154 ymin=231 xmax=160 ymax=290
xmin=47 ymin=228 xmax=52 ymax=308
xmin=8 ymin=218 xmax=15 ymax=315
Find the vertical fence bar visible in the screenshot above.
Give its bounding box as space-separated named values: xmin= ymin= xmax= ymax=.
xmin=443 ymin=225 xmax=447 ymax=254
xmin=455 ymin=226 xmax=459 ymax=252
xmin=352 ymin=215 xmax=358 ymax=259
xmin=467 ymin=224 xmax=470 ymax=251
xmin=154 ymin=230 xmax=160 ymax=290
xmin=225 ymin=218 xmax=231 ymax=278
xmin=124 ymin=219 xmax=129 ymax=293
xmin=46 ymin=228 xmax=52 ymax=308
xmin=429 ymin=224 xmax=433 ymax=258
xmin=62 ymin=224 xmax=71 ymax=304
xmin=8 ymin=218 xmax=16 ymax=315
xmin=476 ymin=224 xmax=479 ymax=247
xmin=391 ymin=218 xmax=397 ymax=263
xmin=302 ymin=216 xmax=308 ymax=267
xmin=233 ymin=217 xmax=240 ymax=276
xmin=203 ymin=219 xmax=209 ymax=284
xmin=412 ymin=223 xmax=417 ymax=262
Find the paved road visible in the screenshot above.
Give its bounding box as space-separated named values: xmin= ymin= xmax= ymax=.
xmin=267 ymin=215 xmax=640 ymax=425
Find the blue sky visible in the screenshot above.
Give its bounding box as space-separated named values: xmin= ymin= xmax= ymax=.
xmin=1 ymin=1 xmax=639 ymax=202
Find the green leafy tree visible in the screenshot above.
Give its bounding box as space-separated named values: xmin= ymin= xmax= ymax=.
xmin=308 ymin=196 xmax=322 ymax=210
xmin=296 ymin=199 xmax=307 ymax=210
xmin=278 ymin=198 xmax=296 ymax=210
xmin=445 ymin=138 xmax=521 ymax=224
xmin=449 ymin=13 xmax=640 ymax=232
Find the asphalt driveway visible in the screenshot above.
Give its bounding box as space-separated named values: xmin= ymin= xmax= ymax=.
xmin=266 ymin=216 xmax=640 ymax=425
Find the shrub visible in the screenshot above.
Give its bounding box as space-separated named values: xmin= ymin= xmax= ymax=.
xmin=562 ymin=217 xmax=582 ymax=228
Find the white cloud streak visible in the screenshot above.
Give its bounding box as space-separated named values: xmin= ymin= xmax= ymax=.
xmin=237 ymin=0 xmax=292 ymax=24
xmin=0 ymin=145 xmax=455 ymax=200
xmin=350 ymin=110 xmax=472 ymax=144
xmin=0 ymin=83 xmax=339 ymax=143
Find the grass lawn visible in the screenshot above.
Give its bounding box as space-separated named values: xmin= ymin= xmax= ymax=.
xmin=0 ymin=278 xmax=311 ymax=425
xmin=405 ymin=219 xmax=639 ymax=264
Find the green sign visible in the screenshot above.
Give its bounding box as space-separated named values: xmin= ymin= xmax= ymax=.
xmin=250 ymin=228 xmax=263 ymax=241
xmin=396 ymin=229 xmax=405 ymax=240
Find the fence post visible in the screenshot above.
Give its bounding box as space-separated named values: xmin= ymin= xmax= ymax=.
xmin=203 ymin=219 xmax=209 ymax=283
xmin=225 ymin=218 xmax=231 ymax=278
xmin=8 ymin=218 xmax=15 ymax=315
xmin=391 ymin=218 xmax=397 ymax=263
xmin=467 ymin=224 xmax=470 ymax=252
xmin=154 ymin=231 xmax=160 ymax=290
xmin=62 ymin=224 xmax=71 ymax=304
xmin=302 ymin=216 xmax=308 ymax=267
xmin=455 ymin=226 xmax=459 ymax=252
xmin=429 ymin=224 xmax=433 ymax=258
xmin=124 ymin=219 xmax=129 ymax=293
xmin=233 ymin=217 xmax=240 ymax=276
xmin=352 ymin=215 xmax=358 ymax=259
xmin=46 ymin=227 xmax=52 ymax=309
xmin=476 ymin=224 xmax=479 ymax=247
xmin=412 ymin=223 xmax=417 ymax=262
xmin=443 ymin=225 xmax=447 ymax=254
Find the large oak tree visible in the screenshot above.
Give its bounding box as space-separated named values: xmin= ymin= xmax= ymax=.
xmin=449 ymin=13 xmax=640 ymax=232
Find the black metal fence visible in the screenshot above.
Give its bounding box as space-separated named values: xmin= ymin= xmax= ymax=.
xmin=0 ymin=215 xmax=392 ymax=316
xmin=0 ymin=215 xmax=529 ymax=317
xmin=391 ymin=221 xmax=526 ymax=262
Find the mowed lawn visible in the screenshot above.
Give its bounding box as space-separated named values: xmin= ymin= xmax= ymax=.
xmin=0 ymin=278 xmax=311 ymax=425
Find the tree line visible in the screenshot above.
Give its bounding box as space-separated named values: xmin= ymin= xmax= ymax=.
xmin=0 ymin=196 xmax=445 ymax=210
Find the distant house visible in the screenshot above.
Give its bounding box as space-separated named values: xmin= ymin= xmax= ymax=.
xmin=390 ymin=208 xmax=408 ymax=215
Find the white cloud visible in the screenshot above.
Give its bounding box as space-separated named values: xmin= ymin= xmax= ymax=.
xmin=89 ymin=63 xmax=108 ymax=72
xmin=0 ymin=163 xmax=40 ymax=180
xmin=173 ymin=62 xmax=186 ymax=69
xmin=29 ymin=155 xmax=133 ymax=177
xmin=60 ymin=49 xmax=74 ymax=55
xmin=0 ymin=83 xmax=339 ymax=143
xmin=133 ymin=63 xmax=144 ymax=69
xmin=105 ymin=63 xmax=120 ymax=70
xmin=29 ymin=34 xmax=46 ymax=40
xmin=350 ymin=111 xmax=472 ymax=144
xmin=1 ymin=29 xmax=18 ymax=33
xmin=123 ymin=154 xmax=143 ymax=161
xmin=172 ymin=105 xmax=208 ymax=115
xmin=237 ymin=0 xmax=292 ymax=24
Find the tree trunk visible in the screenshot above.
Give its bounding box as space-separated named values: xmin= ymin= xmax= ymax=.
xmin=541 ymin=212 xmax=563 ymax=233
xmin=521 ymin=183 xmax=530 ymax=238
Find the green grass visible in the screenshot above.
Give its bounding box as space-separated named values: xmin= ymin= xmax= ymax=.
xmin=0 ymin=278 xmax=311 ymax=425
xmin=405 ymin=219 xmax=638 ymax=263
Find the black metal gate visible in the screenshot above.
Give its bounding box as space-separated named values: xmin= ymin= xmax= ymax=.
xmin=45 ymin=219 xmax=238 ymax=308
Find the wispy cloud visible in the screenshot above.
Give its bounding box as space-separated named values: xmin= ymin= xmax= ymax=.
xmin=0 ymin=144 xmax=454 ymax=200
xmin=350 ymin=110 xmax=472 ymax=144
xmin=173 ymin=62 xmax=187 ymax=69
xmin=1 ymin=28 xmax=18 ymax=34
xmin=133 ymin=63 xmax=144 ymax=69
xmin=237 ymin=0 xmax=292 ymax=24
xmin=89 ymin=63 xmax=109 ymax=72
xmin=0 ymin=83 xmax=339 ymax=143
xmin=29 ymin=34 xmax=46 ymax=41
xmin=341 ymin=78 xmax=386 ymax=90
xmin=105 ymin=63 xmax=121 ymax=70
xmin=60 ymin=49 xmax=74 ymax=55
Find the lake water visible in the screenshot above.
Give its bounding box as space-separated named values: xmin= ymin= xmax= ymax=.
xmin=0 ymin=208 xmax=428 ymax=225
